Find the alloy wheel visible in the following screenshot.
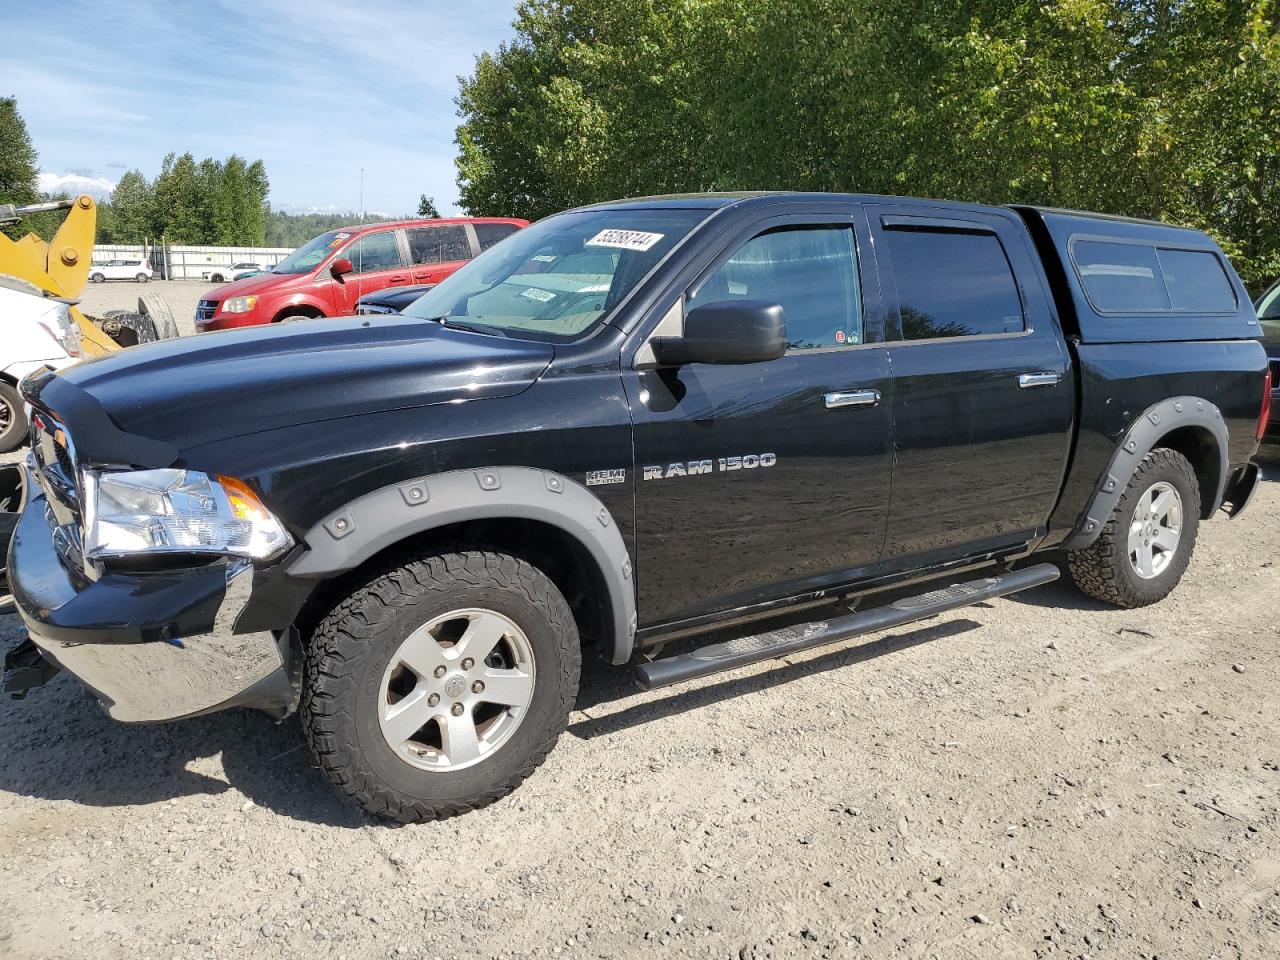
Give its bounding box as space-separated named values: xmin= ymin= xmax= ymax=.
xmin=377 ymin=608 xmax=536 ymax=772
xmin=1128 ymin=481 xmax=1182 ymax=579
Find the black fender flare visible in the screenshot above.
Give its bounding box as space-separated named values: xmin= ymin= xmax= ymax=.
xmin=288 ymin=466 xmax=638 ymax=664
xmin=1063 ymin=395 xmax=1228 ymax=550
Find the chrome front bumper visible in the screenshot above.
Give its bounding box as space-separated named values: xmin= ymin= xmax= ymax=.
xmin=7 ymin=465 xmax=298 ymax=723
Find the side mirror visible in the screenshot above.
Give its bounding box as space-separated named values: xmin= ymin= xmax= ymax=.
xmin=652 ymin=300 xmax=787 ymax=366
xmin=330 ymin=258 xmax=354 ymax=280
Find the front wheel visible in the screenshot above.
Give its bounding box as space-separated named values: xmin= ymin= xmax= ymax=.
xmin=0 ymin=381 xmax=29 ymax=453
xmin=1065 ymin=447 xmax=1200 ymax=608
xmin=302 ymin=551 xmax=581 ymax=821
xmin=90 ymin=273 xmax=105 ymax=283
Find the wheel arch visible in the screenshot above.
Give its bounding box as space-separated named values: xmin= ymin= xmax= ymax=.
xmin=1064 ymin=395 xmax=1228 ymax=549
xmin=288 ymin=467 xmax=637 ymax=664
xmin=271 ymin=302 xmax=325 ymax=323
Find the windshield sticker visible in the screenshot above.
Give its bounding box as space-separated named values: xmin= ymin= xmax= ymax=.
xmin=521 ymin=287 xmax=556 ymax=303
xmin=586 ymin=229 xmax=664 ymax=252
xmin=531 ymin=254 xmax=558 ymax=263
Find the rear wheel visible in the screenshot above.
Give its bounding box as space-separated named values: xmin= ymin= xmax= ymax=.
xmin=135 ymin=273 xmax=148 ymax=283
xmin=1065 ymin=447 xmax=1200 ymax=607
xmin=302 ymin=551 xmax=580 ymax=821
xmin=0 ymin=381 xmax=28 ymax=453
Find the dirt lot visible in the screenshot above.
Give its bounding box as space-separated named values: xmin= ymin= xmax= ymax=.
xmin=1 ymin=304 xmax=1278 ymax=957
xmin=76 ymin=278 xmax=215 ymax=337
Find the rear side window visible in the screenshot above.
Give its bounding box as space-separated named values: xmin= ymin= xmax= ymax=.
xmin=688 ymin=226 xmax=862 ymax=351
xmin=1071 ymin=239 xmax=1236 ymax=314
xmin=885 ymin=229 xmax=1024 ymax=339
xmin=1157 ymin=248 xmax=1236 ymax=312
xmin=407 ymin=225 xmax=470 ymax=265
xmin=474 ymin=222 xmax=519 ymax=252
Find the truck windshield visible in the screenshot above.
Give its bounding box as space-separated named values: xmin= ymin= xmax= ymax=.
xmin=272 ymin=230 xmax=351 ymax=275
xmin=402 ymin=208 xmax=707 ymax=340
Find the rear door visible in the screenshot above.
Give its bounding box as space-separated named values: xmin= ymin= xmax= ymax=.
xmin=406 ymin=224 xmax=473 ymax=285
xmin=331 ymin=228 xmax=411 ymax=314
xmin=624 ymin=206 xmax=895 ymax=626
xmin=869 ymin=205 xmax=1073 ymax=569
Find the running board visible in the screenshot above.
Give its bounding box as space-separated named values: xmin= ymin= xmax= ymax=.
xmin=634 ymin=563 xmax=1059 ymax=691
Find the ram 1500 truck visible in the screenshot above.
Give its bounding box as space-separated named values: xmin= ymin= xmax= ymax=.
xmin=2 ymin=193 xmax=1269 ymax=822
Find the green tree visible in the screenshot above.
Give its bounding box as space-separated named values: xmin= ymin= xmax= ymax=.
xmin=108 ymin=169 xmax=155 ymax=242
xmin=455 ymin=0 xmax=1280 ymax=290
xmin=151 ymin=152 xmax=204 ymax=243
xmin=0 ymin=96 xmax=40 ymax=239
xmin=417 ymin=194 xmax=441 ymax=218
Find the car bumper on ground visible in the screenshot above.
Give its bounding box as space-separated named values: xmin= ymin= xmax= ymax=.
xmin=4 ymin=464 xmax=298 ymax=722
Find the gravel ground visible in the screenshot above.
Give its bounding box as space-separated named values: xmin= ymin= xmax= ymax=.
xmin=77 ymin=279 xmax=214 ymax=337
xmin=2 ymin=298 xmax=1278 ymax=957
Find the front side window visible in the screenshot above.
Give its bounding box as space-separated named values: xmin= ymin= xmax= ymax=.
xmin=688 ymin=226 xmax=862 ymax=350
xmin=407 ymin=225 xmax=470 ymax=265
xmin=346 ymin=231 xmax=404 ymax=274
xmin=403 ymin=208 xmax=706 ymax=341
xmin=886 ymin=228 xmax=1024 ymax=339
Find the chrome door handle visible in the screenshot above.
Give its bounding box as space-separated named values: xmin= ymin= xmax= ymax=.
xmin=824 ymin=389 xmax=881 ymax=409
xmin=1018 ymin=372 xmax=1060 ymax=389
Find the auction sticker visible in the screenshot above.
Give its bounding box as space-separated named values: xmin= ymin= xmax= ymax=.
xmin=521 ymin=287 xmax=556 ymax=303
xmin=586 ymin=229 xmax=664 ymax=252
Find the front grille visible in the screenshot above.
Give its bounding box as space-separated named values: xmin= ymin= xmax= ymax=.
xmin=196 ymin=299 xmax=219 ymax=321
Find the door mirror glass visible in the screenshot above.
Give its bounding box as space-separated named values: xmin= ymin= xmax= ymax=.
xmin=330 ymin=257 xmax=354 ymax=279
xmin=652 ymin=300 xmax=787 ymax=366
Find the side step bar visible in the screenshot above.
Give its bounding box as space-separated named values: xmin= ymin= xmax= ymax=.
xmin=634 ymin=563 xmax=1059 ymax=691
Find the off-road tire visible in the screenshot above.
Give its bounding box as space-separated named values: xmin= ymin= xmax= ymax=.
xmin=302 ymin=551 xmax=580 ymax=822
xmin=1065 ymin=447 xmax=1200 ymax=608
xmin=0 ymin=381 xmax=28 ymax=453
xmin=138 ymin=293 xmax=179 ymax=339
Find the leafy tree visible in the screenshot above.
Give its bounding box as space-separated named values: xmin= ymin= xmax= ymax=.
xmin=107 ymin=169 xmax=155 ymax=242
xmin=455 ymin=0 xmax=1280 ymax=290
xmin=0 ymin=96 xmax=40 ymax=239
xmin=417 ymin=194 xmax=441 ymax=218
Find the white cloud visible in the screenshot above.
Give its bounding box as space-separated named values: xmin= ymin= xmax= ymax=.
xmin=38 ymin=171 xmax=118 ymax=199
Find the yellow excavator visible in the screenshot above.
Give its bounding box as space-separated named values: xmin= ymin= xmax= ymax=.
xmin=0 ymin=194 xmax=177 ymax=352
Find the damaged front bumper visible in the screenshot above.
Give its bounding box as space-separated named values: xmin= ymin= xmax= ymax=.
xmin=3 ymin=464 xmax=299 ymax=722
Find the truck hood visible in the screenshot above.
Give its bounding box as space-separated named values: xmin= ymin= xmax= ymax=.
xmin=210 ymin=271 xmax=296 ymax=299
xmin=41 ymin=315 xmax=555 ymax=455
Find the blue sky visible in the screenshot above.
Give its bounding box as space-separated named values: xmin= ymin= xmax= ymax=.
xmin=4 ymin=0 xmax=522 ymax=216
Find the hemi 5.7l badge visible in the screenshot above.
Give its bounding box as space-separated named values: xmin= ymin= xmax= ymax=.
xmin=643 ymin=453 xmax=777 ymax=480
xmin=586 ymin=469 xmax=626 ymax=486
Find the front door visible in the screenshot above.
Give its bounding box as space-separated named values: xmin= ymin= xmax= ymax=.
xmin=868 ymin=205 xmax=1074 ymax=568
xmin=624 ymin=210 xmax=894 ymax=627
xmin=331 ymin=228 xmax=412 ymax=313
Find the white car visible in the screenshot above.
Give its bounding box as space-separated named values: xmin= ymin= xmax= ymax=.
xmin=0 ymin=284 xmax=81 ymax=452
xmin=202 ymin=261 xmax=266 ymax=283
xmin=89 ymin=258 xmax=154 ymax=283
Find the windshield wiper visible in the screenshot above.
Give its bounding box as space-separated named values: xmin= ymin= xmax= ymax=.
xmin=428 ymin=316 xmax=507 ymax=338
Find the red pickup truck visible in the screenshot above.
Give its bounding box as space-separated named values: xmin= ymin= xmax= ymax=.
xmin=195 ymin=217 xmax=527 ymax=330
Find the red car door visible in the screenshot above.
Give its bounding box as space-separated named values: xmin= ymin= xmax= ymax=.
xmin=330 ymin=228 xmax=412 ymax=314
xmin=405 ymin=224 xmax=473 ymax=285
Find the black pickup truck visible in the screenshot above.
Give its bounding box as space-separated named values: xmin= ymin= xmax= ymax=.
xmin=2 ymin=192 xmax=1269 ymax=821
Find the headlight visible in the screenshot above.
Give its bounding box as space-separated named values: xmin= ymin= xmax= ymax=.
xmin=37 ymin=304 xmax=81 ymax=357
xmin=223 ymin=296 xmax=258 ymax=314
xmin=82 ymin=469 xmax=292 ymax=561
